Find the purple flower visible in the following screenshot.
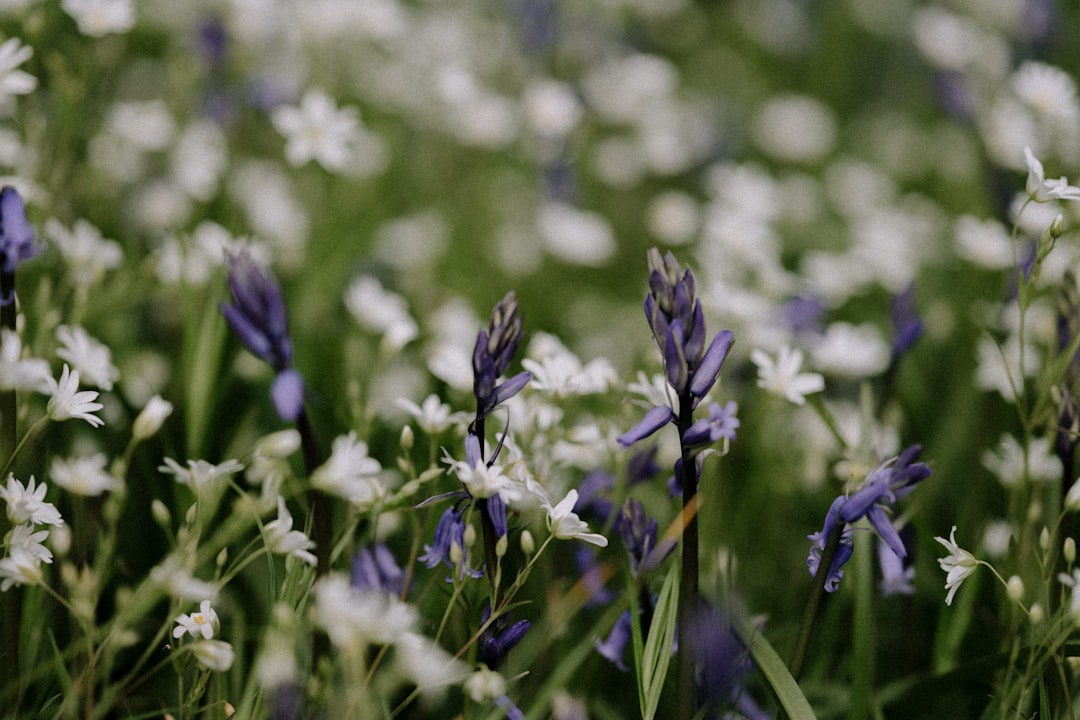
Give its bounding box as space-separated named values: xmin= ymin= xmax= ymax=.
xmin=618 ymin=249 xmax=734 ymax=449
xmin=619 ymin=498 xmax=677 ymax=576
xmin=220 ymin=249 xmax=304 ymax=420
xmin=682 ymin=400 xmax=740 ymax=449
xmin=685 ymin=603 xmax=763 ymax=716
xmin=473 ymin=291 xmax=531 ymax=421
xmin=351 ymin=544 xmax=404 ymax=595
xmin=0 ymin=186 xmax=40 ymax=288
xmin=890 ymin=282 xmax=924 ymax=359
xmin=479 ymin=604 xmax=530 ymax=668
xmin=595 ymin=609 xmax=632 ymax=671
xmin=806 ymin=445 xmax=931 ymax=591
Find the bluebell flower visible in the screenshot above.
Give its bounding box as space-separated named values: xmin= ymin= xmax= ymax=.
xmin=618 ymin=249 xmax=733 ymax=448
xmin=807 ymin=445 xmax=930 ymax=591
xmin=220 ymin=249 xmax=305 ymax=421
xmin=473 ymin=291 xmax=531 ymax=422
xmin=681 ymin=400 xmax=740 ymax=450
xmin=685 ymin=603 xmax=765 ymax=718
xmin=351 ymin=543 xmax=404 ymax=595
xmin=890 ymin=282 xmax=924 ymax=359
xmin=595 ymin=609 xmax=632 ymax=671
xmin=619 ymin=498 xmax=677 ymax=576
xmin=0 ymin=186 xmax=40 ymax=306
xmin=419 ymin=506 xmax=482 ymax=579
xmin=878 ymin=537 xmax=916 ymax=596
xmin=479 ymin=604 xmax=531 ymax=668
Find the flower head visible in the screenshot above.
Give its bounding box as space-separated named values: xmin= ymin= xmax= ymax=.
xmin=351 ymin=544 xmax=404 ymax=594
xmin=310 ymin=432 xmax=385 ymax=509
xmin=0 ymin=39 xmax=37 ymax=106
xmin=47 ymin=364 xmax=104 ymax=427
xmin=0 ymin=328 xmax=51 ymax=393
xmin=49 ymin=453 xmax=122 ymax=496
xmin=173 ymin=600 xmax=220 ymax=640
xmin=750 ymin=346 xmax=824 ymax=406
xmin=55 ymin=325 xmax=119 ymax=391
xmin=1 ymin=475 xmax=63 ymax=526
xmin=159 ymin=457 xmax=244 ymax=494
xmin=543 ymin=489 xmax=608 ymax=546
xmin=220 ymin=249 xmax=304 ymax=420
xmin=1024 ymin=147 xmax=1080 ymax=203
xmin=61 ymin=0 xmax=135 ymax=37
xmin=473 ymin=292 xmax=531 ymax=421
xmin=263 ymin=496 xmax=316 ymax=566
xmin=935 ymin=525 xmax=979 ymax=606
xmin=682 ymin=400 xmax=740 ymax=449
xmin=0 ymin=547 xmax=43 ymax=590
xmin=479 ymin=604 xmax=531 ymax=668
xmin=0 ymin=185 xmax=40 ymax=279
xmin=272 ymin=88 xmax=361 ymax=171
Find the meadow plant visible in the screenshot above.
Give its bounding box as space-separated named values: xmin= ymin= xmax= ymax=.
xmin=8 ymin=2 xmax=1080 ymax=720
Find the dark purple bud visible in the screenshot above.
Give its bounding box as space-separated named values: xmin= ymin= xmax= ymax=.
xmin=482 ymin=494 xmax=508 ymax=539
xmin=664 ymin=320 xmax=688 ymax=393
xmin=890 ymin=282 xmax=924 ymax=358
xmin=616 ymin=404 xmax=674 ymax=448
xmin=479 ymin=604 xmax=530 ymax=668
xmin=688 ymin=330 xmax=734 ymax=399
xmin=221 ymin=249 xmax=293 ymax=372
xmin=0 ymin=186 xmax=40 ymax=277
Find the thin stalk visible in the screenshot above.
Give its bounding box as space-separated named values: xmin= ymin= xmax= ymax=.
xmin=790 ymin=521 xmax=845 ymax=682
xmin=676 ymin=392 xmax=699 ymax=720
xmin=0 ymin=268 xmax=18 ymax=687
xmin=295 ymin=406 xmax=328 ymax=666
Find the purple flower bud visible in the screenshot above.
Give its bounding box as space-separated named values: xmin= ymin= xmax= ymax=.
xmin=479 ymin=604 xmax=530 ymax=668
xmin=351 ymin=543 xmax=404 ymax=595
xmin=473 ymin=292 xmax=530 ymax=419
xmin=0 ymin=186 xmax=40 ymax=281
xmin=220 ymin=249 xmax=293 ymax=372
xmin=595 ymin=609 xmax=632 ymax=671
xmin=616 ymin=404 xmax=674 ymax=448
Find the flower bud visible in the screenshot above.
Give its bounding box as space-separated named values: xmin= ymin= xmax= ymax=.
xmin=400 ymin=425 xmax=414 ymax=452
xmin=132 ymin=395 xmax=173 ymax=441
xmin=1030 ymin=602 xmax=1045 ymax=624
xmin=51 ymin=523 xmax=71 ymax=558
xmin=1040 ymin=527 xmax=1051 ymax=551
xmin=1006 ymin=575 xmax=1024 ymax=602
xmin=520 ymin=529 xmax=535 ymax=555
xmin=256 ymin=429 xmax=302 ymax=458
xmin=1051 ymin=214 xmax=1065 ymax=239
xmin=1066 ymin=537 xmax=1077 ymax=566
xmin=1066 ymin=477 xmax=1080 ymax=512
xmin=495 ymin=534 xmax=508 ymax=558
xmin=463 ymin=523 xmax=477 ymax=548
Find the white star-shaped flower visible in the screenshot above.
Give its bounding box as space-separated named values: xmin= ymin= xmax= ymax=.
xmin=935 ymin=526 xmax=980 ymax=606
xmin=750 ymin=346 xmax=825 ymax=406
xmin=272 ymin=89 xmax=360 ymax=171
xmin=173 ymin=600 xmax=220 ymax=640
xmin=263 ymin=496 xmax=316 ymax=566
xmin=1024 ymin=146 xmax=1080 ymax=203
xmin=47 ymin=364 xmax=104 ymax=427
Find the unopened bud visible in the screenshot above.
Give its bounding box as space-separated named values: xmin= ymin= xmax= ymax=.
xmin=449 ymin=541 xmax=464 ymax=566
xmin=1051 ymin=213 xmax=1065 ymax=239
xmin=256 ymin=429 xmax=301 ymax=458
xmin=495 ymin=534 xmax=508 ymax=558
xmin=217 ymin=548 xmax=228 ymax=568
xmin=520 ymin=529 xmax=535 ymax=556
xmin=1066 ymin=537 xmax=1077 ymax=565
xmin=1041 ymin=527 xmax=1051 ymax=551
xmin=463 ymin=523 xmax=477 ymax=548
xmin=1006 ymin=575 xmax=1024 ymax=602
xmin=1030 ymin=602 xmax=1045 ymax=624
xmin=400 ymin=425 xmax=414 ymax=452
xmin=132 ymin=395 xmax=173 ymax=441
xmin=1066 ymin=477 xmax=1080 ymax=512
xmin=50 ymin=523 xmax=71 ymax=558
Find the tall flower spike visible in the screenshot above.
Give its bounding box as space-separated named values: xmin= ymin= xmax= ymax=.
xmin=220 ymin=249 xmax=304 ymax=421
xmin=473 ymin=291 xmax=531 ymax=421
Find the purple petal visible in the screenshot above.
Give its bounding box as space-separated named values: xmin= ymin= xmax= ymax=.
xmin=665 ymin=321 xmax=687 ymax=393
xmin=867 ymin=505 xmax=906 ymax=559
xmin=271 ymin=369 xmax=304 ymax=421
xmin=617 ymin=404 xmax=674 ymax=448
xmin=491 ymin=371 xmax=531 ymax=407
xmin=688 ymin=329 xmax=733 ymax=398
xmin=220 ymin=303 xmax=273 ymax=360
xmin=838 ymin=477 xmax=889 ymax=523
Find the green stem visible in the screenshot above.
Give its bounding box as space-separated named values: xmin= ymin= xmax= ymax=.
xmin=790 ymin=521 xmax=845 ymax=682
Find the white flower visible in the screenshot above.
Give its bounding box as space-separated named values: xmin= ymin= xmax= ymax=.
xmin=537 ymin=202 xmax=616 ymax=267
xmin=750 ymin=346 xmax=825 ymax=406
xmin=173 ymin=600 xmax=220 ymax=640
xmin=344 ymin=275 xmax=419 ymax=352
xmin=543 ymin=489 xmax=608 ymax=546
xmin=49 ymin=453 xmax=122 ymax=496
xmin=394 ymin=631 xmax=470 ymax=689
xmin=312 ymin=573 xmax=416 ymax=649
xmin=263 ymin=496 xmax=317 ymax=566
xmin=310 ymin=432 xmax=385 ymax=509
xmin=47 ymin=364 xmax=104 ymax=427
xmin=272 ymin=89 xmax=361 ymax=171
xmin=7 ymin=523 xmax=52 ymax=565
xmin=191 ymin=639 xmax=235 ymax=672
xmin=811 ymin=322 xmax=890 ymax=378
xmin=443 ymin=440 xmax=523 ymax=503
xmin=159 ymin=457 xmax=244 ymax=493
xmin=0 ymin=328 xmax=51 ymax=393
xmin=0 ymin=547 xmax=43 ymax=590
xmin=56 ymin=325 xmax=119 ymax=391
xmin=522 ymin=334 xmax=618 ymax=398
xmin=464 ymin=666 xmax=507 ymax=702
xmin=132 ymin=395 xmax=173 ymax=441
xmin=982 ymin=434 xmax=1060 ymax=488
xmin=44 ymin=218 xmax=123 ymax=289
xmin=0 ymin=38 xmax=36 ymax=104
xmin=1024 ymin=147 xmax=1080 ymax=203
xmin=396 ymin=394 xmax=468 ymax=435
xmin=1 ymin=475 xmax=62 ymax=526
xmin=150 ymin=555 xmax=216 ymax=601
xmin=61 ymin=0 xmax=134 ymax=37
xmin=935 ymin=526 xmax=980 ymax=606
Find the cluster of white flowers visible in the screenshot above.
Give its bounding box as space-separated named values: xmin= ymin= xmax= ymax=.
xmin=0 ymin=475 xmax=61 ymax=591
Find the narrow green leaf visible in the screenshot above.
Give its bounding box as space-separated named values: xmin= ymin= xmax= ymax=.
xmin=640 ymin=561 xmax=679 ymax=720
xmin=732 ymin=614 xmax=817 ymax=720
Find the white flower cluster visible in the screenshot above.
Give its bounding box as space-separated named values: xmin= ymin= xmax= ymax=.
xmin=0 ymin=475 xmax=61 ymax=591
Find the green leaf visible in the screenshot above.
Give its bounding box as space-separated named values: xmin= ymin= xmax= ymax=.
xmin=632 ymin=561 xmax=680 ymax=720
xmin=732 ymin=614 xmax=817 ymax=720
